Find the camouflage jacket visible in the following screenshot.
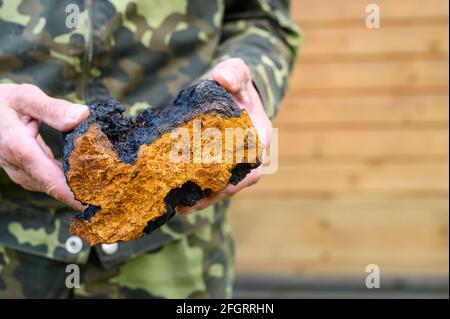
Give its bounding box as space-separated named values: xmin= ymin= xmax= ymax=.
xmin=0 ymin=0 xmax=300 ymax=268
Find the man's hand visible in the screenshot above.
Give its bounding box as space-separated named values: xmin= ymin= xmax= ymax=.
xmin=179 ymin=58 xmax=272 ymax=213
xmin=0 ymin=84 xmax=89 ymax=210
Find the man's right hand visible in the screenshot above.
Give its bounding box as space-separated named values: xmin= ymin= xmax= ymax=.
xmin=0 ymin=84 xmax=89 ymax=210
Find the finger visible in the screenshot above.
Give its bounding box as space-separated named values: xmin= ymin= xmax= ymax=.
xmin=8 ymin=133 xmax=84 ymax=210
xmin=209 ymin=58 xmax=251 ymax=93
xmin=9 ymin=84 xmax=89 ymax=132
xmin=36 ymin=134 xmax=55 ymax=159
xmin=223 ymin=166 xmax=262 ymax=195
xmin=1 ymin=164 xmax=41 ymax=192
xmin=178 ymin=192 xmax=227 ymax=214
xmin=17 ymin=114 xmax=40 ymax=136
xmin=48 ymin=174 xmax=85 ymax=211
xmin=178 ymin=167 xmax=261 ymax=214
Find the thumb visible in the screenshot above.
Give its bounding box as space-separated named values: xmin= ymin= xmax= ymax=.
xmin=10 ymin=84 xmax=89 ymax=132
xmin=211 ymin=67 xmax=239 ymax=93
xmin=209 ymin=58 xmax=251 ymax=94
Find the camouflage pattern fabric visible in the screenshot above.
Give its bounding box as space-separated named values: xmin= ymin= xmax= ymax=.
xmin=0 ymin=203 xmax=235 ymax=298
xmin=0 ymin=0 xmax=300 ymax=298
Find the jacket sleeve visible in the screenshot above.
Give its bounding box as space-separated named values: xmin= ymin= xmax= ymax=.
xmin=212 ymin=0 xmax=302 ymax=118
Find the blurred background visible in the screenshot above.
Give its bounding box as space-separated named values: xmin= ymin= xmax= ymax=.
xmin=231 ymin=0 xmax=449 ymax=298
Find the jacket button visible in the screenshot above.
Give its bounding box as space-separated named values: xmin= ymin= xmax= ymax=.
xmin=101 ymin=243 xmax=118 ymax=255
xmin=65 ymin=236 xmax=83 ymax=254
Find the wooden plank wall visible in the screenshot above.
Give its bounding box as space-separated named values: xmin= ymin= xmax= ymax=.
xmin=230 ymin=0 xmax=449 ymax=276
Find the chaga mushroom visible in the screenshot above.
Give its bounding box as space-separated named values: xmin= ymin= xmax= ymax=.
xmin=63 ymin=80 xmax=262 ymax=245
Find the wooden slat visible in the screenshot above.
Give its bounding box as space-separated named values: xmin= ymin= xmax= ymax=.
xmin=299 ymin=25 xmax=449 ymax=59
xmin=290 ymin=60 xmax=448 ymax=90
xmin=291 ymin=0 xmax=449 ymax=23
xmin=242 ymin=163 xmax=448 ymax=195
xmin=231 ymin=0 xmax=450 ymax=279
xmin=276 ymin=95 xmax=449 ymax=125
xmin=285 ymin=86 xmax=449 ymax=98
xmin=276 ymin=129 xmax=448 ymax=159
xmin=230 ymin=198 xmax=449 ymax=274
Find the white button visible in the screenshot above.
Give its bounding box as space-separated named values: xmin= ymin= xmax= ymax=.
xmin=101 ymin=243 xmax=119 ymax=255
xmin=65 ymin=236 xmax=83 ymax=254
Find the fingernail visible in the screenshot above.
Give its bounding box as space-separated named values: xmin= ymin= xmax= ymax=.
xmin=66 ymin=104 xmax=88 ymax=120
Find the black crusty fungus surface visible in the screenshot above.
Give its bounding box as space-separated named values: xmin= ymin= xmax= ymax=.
xmin=63 ymin=80 xmax=256 ymax=234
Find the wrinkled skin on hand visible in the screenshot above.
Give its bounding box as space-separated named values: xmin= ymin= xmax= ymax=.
xmin=0 ymin=83 xmax=89 ymax=210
